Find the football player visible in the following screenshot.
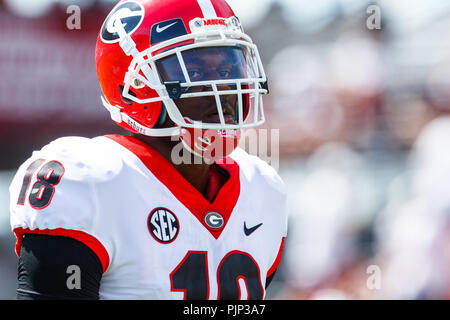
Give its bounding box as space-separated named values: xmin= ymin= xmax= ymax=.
xmin=9 ymin=0 xmax=287 ymax=300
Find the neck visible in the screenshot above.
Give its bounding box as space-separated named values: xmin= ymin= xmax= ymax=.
xmin=133 ymin=134 xmax=212 ymax=197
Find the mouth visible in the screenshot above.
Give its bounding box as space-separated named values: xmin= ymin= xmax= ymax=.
xmin=204 ymin=104 xmax=236 ymax=124
xmin=205 ymin=113 xmax=235 ymax=124
xmin=203 ymin=99 xmax=236 ymax=124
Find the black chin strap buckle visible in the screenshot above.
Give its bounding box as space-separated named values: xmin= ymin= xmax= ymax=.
xmin=260 ymin=79 xmax=269 ymax=94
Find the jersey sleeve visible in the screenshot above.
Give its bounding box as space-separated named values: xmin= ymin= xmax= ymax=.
xmin=261 ymin=168 xmax=288 ymax=279
xmin=231 ymin=147 xmax=289 ymax=237
xmin=230 ymin=148 xmax=289 ymax=278
xmin=9 ymin=137 xmax=119 ymax=273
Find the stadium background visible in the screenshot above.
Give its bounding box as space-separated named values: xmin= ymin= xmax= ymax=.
xmin=0 ymin=0 xmax=449 ymax=299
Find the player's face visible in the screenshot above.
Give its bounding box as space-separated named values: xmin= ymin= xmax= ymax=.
xmin=156 ymin=46 xmax=248 ymax=124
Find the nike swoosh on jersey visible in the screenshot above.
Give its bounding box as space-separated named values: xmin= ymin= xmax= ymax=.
xmin=244 ymin=222 xmax=263 ymax=236
xmin=156 ymin=21 xmax=178 ymax=33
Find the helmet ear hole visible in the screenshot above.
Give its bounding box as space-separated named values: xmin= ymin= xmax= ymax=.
xmin=119 ymin=85 xmax=137 ymax=106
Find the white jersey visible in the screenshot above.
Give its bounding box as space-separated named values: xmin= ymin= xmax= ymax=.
xmin=10 ymin=135 xmax=288 ymax=300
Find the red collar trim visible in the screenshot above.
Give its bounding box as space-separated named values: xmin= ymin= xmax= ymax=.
xmin=105 ymin=135 xmax=241 ymax=239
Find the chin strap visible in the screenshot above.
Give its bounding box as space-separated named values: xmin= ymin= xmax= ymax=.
xmin=178 ymin=118 xmax=241 ymax=162
xmin=101 ymin=96 xmax=179 ymax=137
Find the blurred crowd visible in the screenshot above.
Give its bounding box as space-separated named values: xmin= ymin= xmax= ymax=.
xmin=263 ymin=1 xmax=450 ymax=300
xmin=0 ymin=0 xmax=449 ymax=300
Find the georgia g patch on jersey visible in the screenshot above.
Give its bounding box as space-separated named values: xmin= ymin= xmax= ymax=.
xmin=9 ymin=135 xmax=288 ymax=300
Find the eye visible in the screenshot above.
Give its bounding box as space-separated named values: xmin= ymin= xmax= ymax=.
xmin=188 ymin=70 xmax=202 ymax=80
xmin=218 ymin=70 xmax=232 ymax=78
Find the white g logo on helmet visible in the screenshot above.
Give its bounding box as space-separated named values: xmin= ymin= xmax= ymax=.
xmin=101 ymin=1 xmax=145 ymax=44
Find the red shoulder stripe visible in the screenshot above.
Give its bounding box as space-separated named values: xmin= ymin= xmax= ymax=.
xmin=267 ymin=237 xmax=285 ymax=278
xmin=13 ymin=227 xmax=110 ymax=273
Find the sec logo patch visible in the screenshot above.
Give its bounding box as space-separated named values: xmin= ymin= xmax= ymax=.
xmin=148 ymin=207 xmax=180 ymax=244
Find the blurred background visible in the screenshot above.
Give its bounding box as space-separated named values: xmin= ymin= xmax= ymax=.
xmin=1 ymin=0 xmax=449 ymax=300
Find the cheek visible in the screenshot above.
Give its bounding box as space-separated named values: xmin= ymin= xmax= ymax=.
xmin=229 ymin=95 xmax=238 ymax=105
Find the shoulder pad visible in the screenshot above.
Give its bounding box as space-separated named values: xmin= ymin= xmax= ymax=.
xmin=9 ymin=137 xmax=121 ymax=254
xmin=36 ymin=136 xmax=124 ymax=182
xmin=230 ymin=147 xmax=287 ymax=196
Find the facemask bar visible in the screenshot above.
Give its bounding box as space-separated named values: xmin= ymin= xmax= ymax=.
xmin=102 ymin=21 xmax=268 ymax=136
xmin=129 ymin=29 xmax=267 ymax=127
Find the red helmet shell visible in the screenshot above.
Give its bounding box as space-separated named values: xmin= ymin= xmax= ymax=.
xmin=95 ymin=0 xmax=236 ymax=134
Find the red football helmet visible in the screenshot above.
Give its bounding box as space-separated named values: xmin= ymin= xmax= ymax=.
xmin=95 ymin=0 xmax=268 ymax=158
